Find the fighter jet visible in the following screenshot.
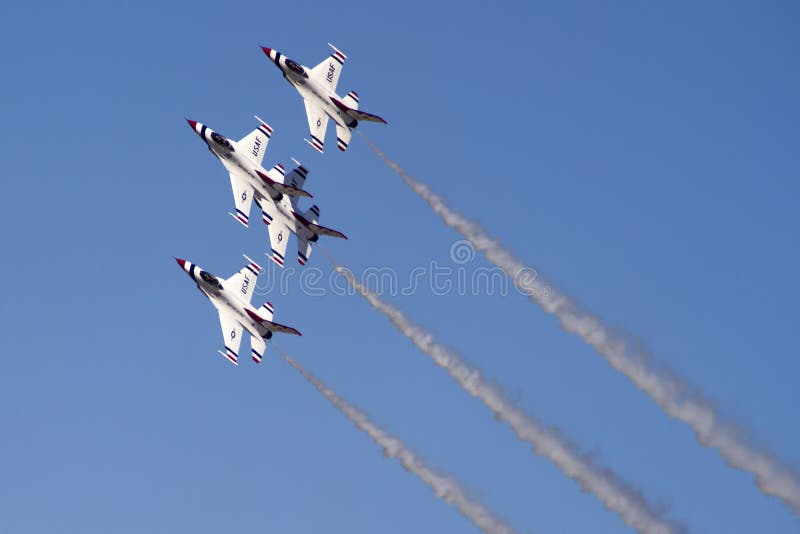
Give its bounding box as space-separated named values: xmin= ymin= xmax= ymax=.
xmin=175 ymin=256 xmax=301 ymax=365
xmin=261 ymin=43 xmax=387 ymax=153
xmin=187 ymin=119 xmax=347 ymax=267
xmin=186 ymin=117 xmax=311 ymax=227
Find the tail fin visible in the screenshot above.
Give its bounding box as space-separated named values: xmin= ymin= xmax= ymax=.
xmin=330 ymin=96 xmax=388 ymax=125
xmin=335 ymin=124 xmax=352 ymax=151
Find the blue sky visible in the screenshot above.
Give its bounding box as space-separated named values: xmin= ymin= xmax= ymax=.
xmin=1 ymin=1 xmax=799 ymax=532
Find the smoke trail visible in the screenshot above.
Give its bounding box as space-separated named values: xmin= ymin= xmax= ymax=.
xmin=326 ymin=258 xmax=683 ymax=534
xmin=358 ymin=133 xmax=800 ymax=516
xmin=275 ymin=346 xmax=520 ymax=534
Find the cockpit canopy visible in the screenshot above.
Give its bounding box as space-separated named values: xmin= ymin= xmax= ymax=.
xmin=210 ymin=132 xmax=232 ymax=149
xmin=200 ymin=271 xmax=222 ymax=289
xmin=285 ymin=59 xmax=306 ymax=77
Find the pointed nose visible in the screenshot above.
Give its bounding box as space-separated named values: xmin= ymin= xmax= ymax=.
xmin=186 ymin=119 xmax=201 ymax=135
xmin=261 ymin=46 xmax=279 ymax=65
xmin=175 ymin=257 xmax=186 ymax=268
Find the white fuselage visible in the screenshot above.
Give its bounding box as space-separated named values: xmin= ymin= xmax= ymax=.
xmin=285 ymin=70 xmax=351 ymax=129
xmin=188 ymin=262 xmax=261 ymax=339
xmin=209 ymin=139 xmax=279 ymax=205
xmin=207 ymin=137 xmax=315 ymax=242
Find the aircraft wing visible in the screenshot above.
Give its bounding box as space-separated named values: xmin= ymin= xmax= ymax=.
xmin=310 ymin=44 xmax=346 ymax=92
xmin=224 ymin=255 xmax=262 ymax=304
xmin=303 ymin=100 xmax=329 ymax=153
xmin=236 ymin=120 xmax=272 ymax=167
xmin=267 ymin=222 xmax=291 ymax=268
xmin=228 ymin=171 xmax=255 ymax=227
xmin=217 ymin=309 xmax=244 ymax=365
xmin=245 ymin=309 xmax=302 ymax=337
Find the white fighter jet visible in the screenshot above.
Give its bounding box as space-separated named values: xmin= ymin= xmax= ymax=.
xmin=175 ymin=256 xmax=301 ymax=365
xmin=187 ymin=119 xmax=347 ymax=267
xmin=186 ymin=117 xmax=311 ymax=227
xmin=261 ymin=43 xmax=387 ymax=153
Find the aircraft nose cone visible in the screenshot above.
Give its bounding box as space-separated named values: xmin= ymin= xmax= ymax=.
xmin=186 ymin=119 xmax=198 ymax=130
xmin=175 ymin=258 xmax=187 ymax=269
xmin=261 ymin=46 xmax=272 ymax=56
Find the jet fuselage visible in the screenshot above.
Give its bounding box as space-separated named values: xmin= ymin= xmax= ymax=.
xmin=193 ymin=122 xmax=282 ymax=204
xmin=190 ymin=122 xmax=317 ymax=242
xmin=177 ymin=259 xmax=263 ymax=339
xmin=284 ymin=68 xmax=354 ymax=129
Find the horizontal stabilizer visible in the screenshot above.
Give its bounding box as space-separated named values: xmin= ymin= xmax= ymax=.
xmin=258 ymin=301 xmax=275 ymax=321
xmin=335 ymin=123 xmax=352 ymax=152
xmin=342 ymin=91 xmax=359 ymax=109
xmin=251 ymin=335 xmax=266 ymax=364
xmin=245 ymin=309 xmax=302 ymax=336
xmin=297 ymin=236 xmax=312 ymax=266
xmin=255 ymin=169 xmax=313 ymax=198
xmin=286 ymin=159 xmax=310 ymax=192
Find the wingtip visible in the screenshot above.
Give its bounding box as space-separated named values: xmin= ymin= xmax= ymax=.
xmin=304 ymin=138 xmax=324 ymax=154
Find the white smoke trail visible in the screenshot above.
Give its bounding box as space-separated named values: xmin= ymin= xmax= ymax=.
xmin=275 ymin=347 xmax=520 ymax=534
xmin=327 ymin=258 xmax=683 ymax=534
xmin=358 ymin=133 xmax=800 ymax=517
